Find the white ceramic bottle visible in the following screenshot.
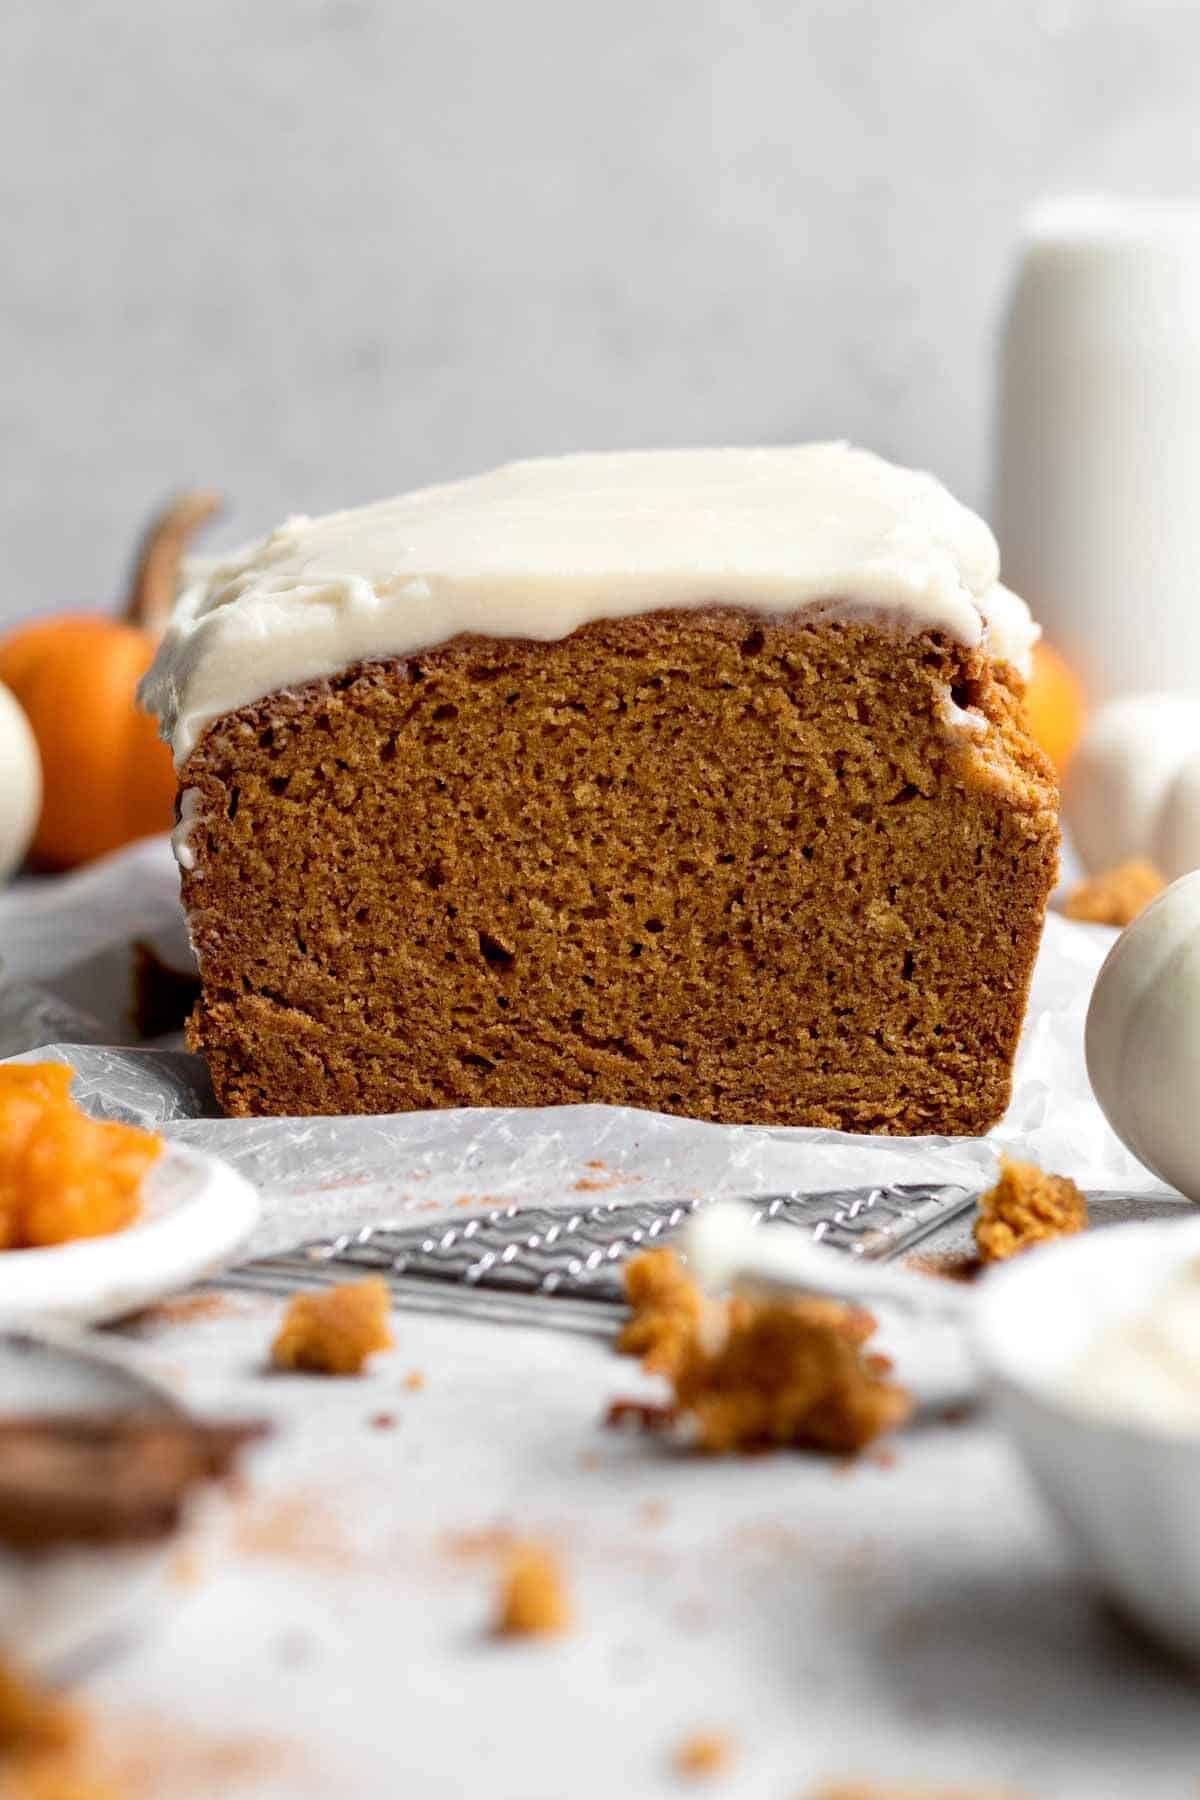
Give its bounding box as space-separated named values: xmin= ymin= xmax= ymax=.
xmin=995 ymin=198 xmax=1200 ymax=704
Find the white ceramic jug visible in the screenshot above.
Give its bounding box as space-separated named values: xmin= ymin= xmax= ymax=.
xmin=995 ymin=197 xmax=1200 ymax=704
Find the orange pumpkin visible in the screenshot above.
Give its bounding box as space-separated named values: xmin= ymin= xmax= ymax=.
xmin=0 ymin=492 xmax=219 ymax=870
xmin=1023 ymin=639 xmax=1087 ymax=774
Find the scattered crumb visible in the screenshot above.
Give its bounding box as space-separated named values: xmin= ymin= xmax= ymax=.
xmin=97 ymin=1715 xmax=298 ymax=1800
xmin=614 ymin=1249 xmax=912 ymax=1455
xmin=1062 ymin=859 xmax=1164 ymax=928
xmin=168 ymin=1546 xmax=204 ymax=1590
xmin=270 ymin=1278 xmax=393 ymax=1376
xmin=934 ymin=1402 xmax=975 ymax=1428
xmin=233 ymin=1493 xmax=356 ymax=1571
xmin=439 ymin=1524 xmax=518 ymax=1563
xmin=729 ymin=1519 xmax=811 ymax=1558
xmin=402 ymin=1369 xmax=425 ymax=1393
xmin=0 ymin=1666 xmax=302 ymax=1800
xmin=672 ymin=1731 xmax=734 ymax=1780
xmin=0 ymin=1659 xmax=81 ymax=1763
xmin=492 ymin=1542 xmax=571 ymax=1638
xmin=369 ymin=1412 xmax=397 ymax=1431
xmin=574 ymin=1177 xmax=615 ymax=1191
xmin=584 ymin=1159 xmax=608 ymax=1170
xmin=577 ymin=1449 xmax=603 ymax=1471
xmin=639 ymin=1499 xmax=669 ymax=1528
xmin=604 ymin=1398 xmax=679 ymax=1433
xmin=112 ymin=1292 xmax=250 ymax=1337
xmin=616 ymin=1247 xmax=704 ymax=1377
xmin=904 ymin=1251 xmax=982 ymax=1285
xmin=974 ymin=1157 xmax=1088 ymax=1263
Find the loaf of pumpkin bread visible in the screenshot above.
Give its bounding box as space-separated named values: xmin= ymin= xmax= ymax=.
xmin=142 ymin=446 xmax=1058 ymax=1130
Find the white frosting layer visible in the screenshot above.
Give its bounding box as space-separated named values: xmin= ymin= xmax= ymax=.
xmin=141 ymin=445 xmax=1036 ymax=767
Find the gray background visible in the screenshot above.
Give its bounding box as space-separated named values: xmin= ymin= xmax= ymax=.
xmin=3 ymin=0 xmax=1199 ymax=622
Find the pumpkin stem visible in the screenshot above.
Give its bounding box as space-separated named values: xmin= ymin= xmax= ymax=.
xmin=125 ymin=490 xmax=222 ymax=637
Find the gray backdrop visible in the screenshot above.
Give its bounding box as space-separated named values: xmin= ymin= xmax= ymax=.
xmin=4 ymin=0 xmax=1198 ymax=621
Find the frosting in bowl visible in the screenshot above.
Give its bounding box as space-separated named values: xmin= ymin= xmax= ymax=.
xmin=1061 ymin=1254 xmax=1200 ymax=1434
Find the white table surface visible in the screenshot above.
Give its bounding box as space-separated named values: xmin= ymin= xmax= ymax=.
xmin=68 ymin=1261 xmax=1200 ymax=1800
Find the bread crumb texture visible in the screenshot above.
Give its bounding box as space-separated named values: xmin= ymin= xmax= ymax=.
xmin=270 ymin=1278 xmax=394 ymax=1376
xmin=616 ymin=1248 xmax=912 ymax=1454
xmin=973 ymin=1157 xmax=1088 ymax=1264
xmin=492 ymin=1542 xmax=572 ymax=1638
xmin=180 ymin=613 xmax=1057 ymax=1131
xmin=1062 ymin=859 xmax=1164 ymax=928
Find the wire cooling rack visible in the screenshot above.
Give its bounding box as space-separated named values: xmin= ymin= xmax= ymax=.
xmin=221 ymin=1182 xmax=976 ymax=1335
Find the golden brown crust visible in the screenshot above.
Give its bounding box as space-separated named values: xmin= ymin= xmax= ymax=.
xmin=178 ymin=610 xmax=1058 ymax=1130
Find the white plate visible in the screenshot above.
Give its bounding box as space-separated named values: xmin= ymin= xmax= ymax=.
xmin=0 ymin=1142 xmax=259 ymax=1327
xmin=0 ymin=1330 xmax=190 ymax=1675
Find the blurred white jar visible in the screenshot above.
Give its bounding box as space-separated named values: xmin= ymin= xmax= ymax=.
xmin=995 ymin=197 xmax=1200 ymax=704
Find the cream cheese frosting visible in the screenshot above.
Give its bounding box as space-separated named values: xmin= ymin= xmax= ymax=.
xmin=1061 ymin=1255 xmax=1200 ymax=1435
xmin=141 ymin=444 xmax=1038 ymax=767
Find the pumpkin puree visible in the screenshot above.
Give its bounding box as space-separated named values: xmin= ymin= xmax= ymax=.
xmin=0 ymin=1063 xmax=159 ymax=1250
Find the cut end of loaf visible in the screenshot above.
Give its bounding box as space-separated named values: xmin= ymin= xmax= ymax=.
xmin=174 ymin=609 xmax=1058 ymax=1131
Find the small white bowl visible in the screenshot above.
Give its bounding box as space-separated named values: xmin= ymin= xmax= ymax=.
xmin=974 ymin=1217 xmax=1200 ymax=1665
xmin=0 ymin=1141 xmax=259 ymax=1328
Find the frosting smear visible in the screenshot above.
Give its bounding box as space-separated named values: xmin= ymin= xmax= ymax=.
xmin=141 ymin=444 xmax=1037 ymax=767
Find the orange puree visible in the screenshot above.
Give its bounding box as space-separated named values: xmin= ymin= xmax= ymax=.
xmin=0 ymin=1063 xmax=160 ymax=1250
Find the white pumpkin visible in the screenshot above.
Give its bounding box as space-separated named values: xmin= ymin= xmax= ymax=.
xmin=1087 ymin=870 xmax=1200 ymax=1198
xmin=0 ymin=681 xmax=40 ymax=882
xmin=1064 ymin=694 xmax=1200 ymax=877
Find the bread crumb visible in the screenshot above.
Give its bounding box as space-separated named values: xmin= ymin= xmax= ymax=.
xmin=440 ymin=1524 xmax=517 ymax=1563
xmin=604 ymin=1397 xmax=679 ymax=1433
xmin=370 ymin=1412 xmax=397 ymax=1431
xmin=270 ymin=1278 xmax=393 ymax=1376
xmin=0 ymin=1661 xmax=80 ymax=1763
xmin=904 ymin=1251 xmax=981 ymax=1285
xmin=492 ymin=1542 xmax=571 ymax=1638
xmin=0 ymin=1657 xmax=115 ymax=1799
xmin=616 ymin=1246 xmax=704 ymax=1377
xmin=1062 ymin=859 xmax=1164 ymax=928
xmin=974 ymin=1157 xmax=1088 ymax=1263
xmin=672 ymin=1731 xmax=733 ymax=1779
xmin=402 ymin=1369 xmax=425 ymax=1392
xmin=616 ymin=1249 xmax=911 ymax=1455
